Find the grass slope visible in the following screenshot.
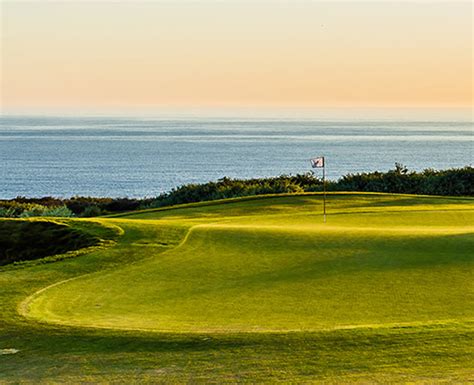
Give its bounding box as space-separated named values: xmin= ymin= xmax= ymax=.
xmin=1 ymin=193 xmax=473 ymax=383
xmin=0 ymin=219 xmax=105 ymax=266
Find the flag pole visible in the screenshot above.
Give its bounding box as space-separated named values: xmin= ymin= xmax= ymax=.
xmin=310 ymin=156 xmax=327 ymax=223
xmin=323 ymin=157 xmax=326 ymax=223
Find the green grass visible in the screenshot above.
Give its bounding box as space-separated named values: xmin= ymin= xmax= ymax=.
xmin=1 ymin=193 xmax=473 ymax=383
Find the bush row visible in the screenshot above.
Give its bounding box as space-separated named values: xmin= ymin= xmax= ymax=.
xmin=1 ymin=165 xmax=472 ymax=218
xmin=333 ymin=164 xmax=474 ymax=196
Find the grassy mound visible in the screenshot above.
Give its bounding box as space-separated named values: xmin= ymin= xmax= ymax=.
xmin=2 ymin=193 xmax=473 ymax=382
xmin=0 ymin=220 xmax=101 ymax=266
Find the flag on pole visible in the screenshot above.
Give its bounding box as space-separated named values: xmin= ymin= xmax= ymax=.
xmin=310 ymin=156 xmax=324 ymax=168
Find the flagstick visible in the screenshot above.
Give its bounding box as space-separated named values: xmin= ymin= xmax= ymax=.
xmin=310 ymin=156 xmax=327 ymax=223
xmin=323 ymin=158 xmax=326 ymax=223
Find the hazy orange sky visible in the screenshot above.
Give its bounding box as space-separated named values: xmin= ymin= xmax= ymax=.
xmin=1 ymin=1 xmax=472 ymax=115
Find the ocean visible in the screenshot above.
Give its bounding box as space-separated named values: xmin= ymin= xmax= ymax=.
xmin=0 ymin=116 xmax=472 ymax=198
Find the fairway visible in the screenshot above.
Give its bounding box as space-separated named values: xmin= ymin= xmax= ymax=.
xmin=2 ymin=193 xmax=473 ymax=383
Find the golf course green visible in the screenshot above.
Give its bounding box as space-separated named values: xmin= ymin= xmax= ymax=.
xmin=1 ymin=193 xmax=473 ymax=383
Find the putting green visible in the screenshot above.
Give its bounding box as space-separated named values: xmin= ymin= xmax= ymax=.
xmin=21 ymin=193 xmax=474 ymax=333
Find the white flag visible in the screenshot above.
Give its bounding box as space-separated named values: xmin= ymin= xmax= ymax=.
xmin=310 ymin=157 xmax=324 ymax=168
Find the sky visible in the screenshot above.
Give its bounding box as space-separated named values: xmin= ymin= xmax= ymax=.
xmin=1 ymin=1 xmax=472 ymax=117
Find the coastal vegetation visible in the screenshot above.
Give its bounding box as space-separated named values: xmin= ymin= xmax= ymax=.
xmin=0 ymin=165 xmax=472 ymax=218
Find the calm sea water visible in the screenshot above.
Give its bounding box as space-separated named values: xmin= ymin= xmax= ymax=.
xmin=0 ymin=116 xmax=472 ymax=198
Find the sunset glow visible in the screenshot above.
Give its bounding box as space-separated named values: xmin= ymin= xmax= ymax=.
xmin=1 ymin=1 xmax=472 ymax=113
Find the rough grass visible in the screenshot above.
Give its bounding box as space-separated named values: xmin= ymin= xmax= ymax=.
xmin=1 ymin=193 xmax=473 ymax=383
xmin=0 ymin=219 xmax=101 ymax=266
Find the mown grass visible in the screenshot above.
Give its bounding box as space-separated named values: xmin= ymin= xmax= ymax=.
xmin=0 ymin=193 xmax=473 ymax=383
